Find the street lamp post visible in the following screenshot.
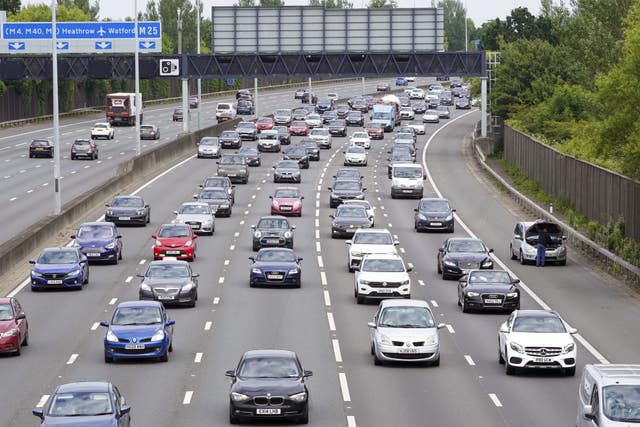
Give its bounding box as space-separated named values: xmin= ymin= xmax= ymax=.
xmin=177 ymin=8 xmax=189 ymax=133
xmin=196 ymin=0 xmax=202 ymax=131
xmin=464 ymin=0 xmax=468 ymax=50
xmin=51 ymin=0 xmax=61 ymax=215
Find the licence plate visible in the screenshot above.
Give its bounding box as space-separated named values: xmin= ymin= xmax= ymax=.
xmin=484 ymin=298 xmax=502 ymax=304
xmin=267 ymin=274 xmax=284 ymax=280
xmin=376 ymin=289 xmax=394 ymax=294
xmin=256 ymin=408 xmax=281 ymax=415
xmin=190 ymin=224 xmax=200 ymax=229
xmin=267 ymin=238 xmax=279 ymax=243
xmin=157 ymin=295 xmax=175 ymax=300
xmin=47 ymin=279 xmax=63 ymax=284
xmin=535 ymin=357 xmax=553 ymax=363
xmin=166 ymin=250 xmax=181 ymax=255
xmin=398 ymin=348 xmax=419 ymax=353
xmin=119 ymin=217 xmax=131 ymax=221
xmin=36 ymin=148 xmax=44 ymax=151
xmin=125 ymin=344 xmax=145 ymax=350
xmin=280 ymin=207 xmax=292 ymax=211
xmin=86 ymin=252 xmax=101 ymax=257
xmin=403 ymin=189 xmax=413 ymax=193
xmin=430 ymin=222 xmax=442 ymax=226
xmin=228 ymin=174 xmax=237 ymax=177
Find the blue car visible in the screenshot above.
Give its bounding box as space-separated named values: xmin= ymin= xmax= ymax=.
xmin=100 ymin=300 xmax=174 ymax=363
xmin=395 ymin=77 xmax=408 ymax=86
xmin=249 ymin=247 xmax=302 ymax=288
xmin=72 ymin=222 xmax=123 ymax=264
xmin=33 ymin=381 xmax=131 ymax=426
xmin=29 ymin=247 xmax=89 ymax=291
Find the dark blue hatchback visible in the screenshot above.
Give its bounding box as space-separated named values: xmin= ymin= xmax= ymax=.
xmin=29 ymin=247 xmax=89 ymax=291
xmin=72 ymin=222 xmax=123 ymax=264
xmin=249 ymin=248 xmax=302 ymax=288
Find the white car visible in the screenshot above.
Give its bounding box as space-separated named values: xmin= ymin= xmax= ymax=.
xmin=257 ymin=130 xmax=281 ymax=152
xmin=308 ymin=128 xmax=332 ymax=149
xmin=349 ymin=132 xmax=371 ymax=149
xmin=327 ymin=92 xmax=339 ymax=101
xmin=498 ymin=310 xmax=577 ymax=376
xmin=423 ymin=111 xmax=440 ymax=123
xmin=215 ymin=102 xmax=236 ymax=119
xmin=91 ymin=122 xmax=114 ymax=140
xmin=355 ymin=253 xmax=411 ymax=304
xmin=343 ymin=146 xmax=368 ymax=166
xmin=342 ymin=200 xmax=374 ymax=225
xmin=399 ymin=107 xmax=415 ymax=120
xmin=173 ymin=202 xmax=215 ymax=235
xmin=405 ymin=76 xmax=416 ymax=82
xmin=403 ymin=86 xmax=416 ymax=95
xmin=345 ymin=228 xmax=397 ymax=272
xmin=409 ymin=88 xmax=425 ymax=99
xmin=510 ymin=220 xmax=567 ymax=265
xmin=305 ymin=113 xmax=323 ymax=128
xmin=369 ymin=299 xmax=444 ymax=366
xmin=406 ymin=122 xmax=425 ymax=135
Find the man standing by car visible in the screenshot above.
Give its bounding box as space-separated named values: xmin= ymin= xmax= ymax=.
xmin=536 ymin=226 xmax=550 ymax=267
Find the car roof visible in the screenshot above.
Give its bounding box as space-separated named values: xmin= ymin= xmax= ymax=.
xmin=114 ymin=195 xmax=142 ymax=200
xmin=259 ymin=215 xmax=288 ymax=220
xmin=42 ymin=247 xmax=77 ymax=253
xmin=201 ymin=186 xmax=227 ymax=192
xmin=447 ymin=237 xmax=482 ymax=243
xmin=243 ymin=349 xmax=297 ymax=359
xmin=148 ymin=259 xmax=189 ymax=267
xmin=180 ymin=201 xmax=210 ymax=207
xmin=420 ymin=197 xmax=449 ymax=202
xmin=380 ymin=299 xmax=429 ymax=309
xmin=79 ymin=221 xmax=116 ymax=227
xmin=586 ymin=364 xmax=640 ymax=386
xmin=56 ymin=381 xmax=111 ymax=393
xmin=362 ymin=253 xmax=402 ymax=260
xmin=514 ymin=309 xmax=559 ymax=318
xmin=0 ymin=297 xmax=13 ymax=304
xmin=117 ymin=300 xmax=162 ymax=309
xmin=353 ymin=227 xmax=389 ymax=234
xmin=274 ymin=186 xmax=299 ymax=191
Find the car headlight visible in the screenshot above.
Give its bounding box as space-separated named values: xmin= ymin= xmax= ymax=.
xmin=563 ymin=343 xmax=575 ymax=354
xmin=231 ymin=392 xmax=250 ymax=403
xmin=0 ymin=328 xmax=18 ymax=338
xmin=251 ymin=268 xmax=262 ymax=275
xmin=105 ymin=242 xmax=116 ymax=249
xmin=288 ymin=268 xmax=299 ymax=275
xmin=284 ymin=231 xmax=292 ymax=239
xmin=443 ymin=260 xmax=456 ymax=267
xmin=227 ymin=188 xmax=233 ymax=194
xmin=185 ymin=240 xmax=193 ymax=247
xmin=466 ymin=291 xmax=480 ymax=297
xmin=481 ymin=260 xmax=493 ymax=268
xmin=31 ymin=270 xmax=43 ymax=278
xmin=106 ymin=330 xmax=118 ymax=343
xmin=151 ymin=330 xmax=165 ymax=342
xmin=417 ymin=214 xmax=427 ymax=220
xmin=445 ymin=213 xmax=454 ymax=221
xmin=359 ymin=279 xmax=370 ymax=285
xmin=271 ymin=200 xmax=279 ymax=207
xmin=377 ymin=333 xmax=393 ymax=345
xmin=355 ymin=194 xmax=364 ymax=199
xmin=181 ymin=283 xmax=194 ymax=292
xmin=155 ymin=239 xmax=163 ymax=246
xmin=351 ymin=251 xmax=363 ymax=258
xmin=66 ymin=269 xmax=81 ymax=277
xmin=509 ymin=342 xmax=524 ymax=354
xmin=106 ymin=210 xmax=114 ymax=216
xmin=425 ymin=334 xmax=438 ymax=345
xmin=506 ymin=292 xmax=518 ymax=299
xmin=254 ymin=231 xmax=262 ymax=238
xmin=137 ymin=209 xmax=146 ymax=215
xmin=289 ymin=391 xmax=307 ymax=402
xmin=401 ymin=279 xmax=410 ymax=285
xmin=220 ymin=204 xmax=230 ymax=208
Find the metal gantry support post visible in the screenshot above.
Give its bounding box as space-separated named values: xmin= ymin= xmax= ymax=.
xmin=134 ymin=0 xmax=141 ymax=155
xmin=481 ymin=77 xmax=487 ymax=137
xmin=254 ymin=77 xmax=259 ymax=118
xmin=177 ymin=8 xmax=189 ymax=133
xmin=196 ymin=0 xmax=202 ymax=131
xmin=51 ymin=0 xmax=61 ymax=215
xmin=308 ymin=77 xmax=312 ymax=101
xmin=361 ymin=77 xmax=365 ymax=96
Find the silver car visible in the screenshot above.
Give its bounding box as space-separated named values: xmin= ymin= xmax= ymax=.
xmin=173 ymin=202 xmax=215 ymax=235
xmin=308 ymin=128 xmax=332 ymax=149
xmin=368 ymin=299 xmax=444 ymax=366
xmin=197 ymin=137 xmax=221 ymax=159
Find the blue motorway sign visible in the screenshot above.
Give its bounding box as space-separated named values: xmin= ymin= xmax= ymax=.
xmin=1 ymin=21 xmax=161 ymax=40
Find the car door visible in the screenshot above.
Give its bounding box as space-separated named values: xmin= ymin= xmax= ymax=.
xmin=12 ymin=299 xmax=26 ymax=338
xmin=586 ymin=385 xmax=600 ymax=427
xmin=498 ymin=312 xmax=515 ymax=357
xmin=161 ymin=306 xmax=173 ymax=343
xmin=370 ymin=307 xmax=382 ymax=344
xmin=113 ymin=386 xmax=130 ymax=427
xmin=511 ymin=224 xmax=523 ymax=256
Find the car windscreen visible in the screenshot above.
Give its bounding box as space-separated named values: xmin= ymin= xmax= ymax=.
xmin=200 ymin=190 xmax=228 ymax=199
xmin=146 ymin=264 xmax=190 ymax=278
xmin=0 ymin=304 xmax=14 ymax=321
xmin=602 ymin=385 xmax=640 ymax=422
xmin=274 ymin=189 xmax=299 ymax=198
xmin=93 ymin=123 xmax=108 ymax=128
xmin=74 ymin=140 xmax=91 ymax=146
xmin=468 ymin=271 xmax=511 ymax=284
xmin=111 ymin=197 xmax=143 ymax=207
xmin=394 ymin=167 xmax=422 ymax=178
xmin=37 ymin=250 xmax=78 ymax=264
xmin=336 ymin=170 xmax=359 ymax=179
xmin=141 ymin=126 xmax=154 ymax=132
xmin=256 ymin=250 xmax=296 ymax=262
xmin=420 ymin=199 xmax=450 ymax=212
xmin=239 ymin=148 xmax=258 ymax=155
xmin=238 ymin=356 xmax=300 ymax=379
xmin=291 ymin=121 xmax=307 ymax=127
xmin=259 ymin=133 xmax=278 ymax=140
xmin=31 ymin=140 xmax=50 ymax=147
xmin=346 ymin=147 xmax=365 ymax=154
xmin=236 ymin=122 xmax=255 ymax=129
xmin=257 ymin=218 xmax=289 ymax=229
xmin=179 ymin=204 xmax=210 ymax=215
xmin=47 ymin=392 xmax=112 ymax=417
xmin=199 ymin=138 xmax=219 ymax=146
xmin=447 ymin=240 xmax=486 ymax=253
xmin=77 ymin=225 xmax=114 ymax=239
xmin=203 ymin=178 xmax=227 ymax=187
xmin=333 ymin=181 xmax=360 ymax=191
xmin=112 ymin=306 xmax=162 ymax=325
xmin=217 ymin=103 xmax=231 ymax=110
xmin=352 ymin=132 xmax=368 ymax=139
xmin=257 ymin=118 xmax=273 ymax=124
xmin=310 ymin=129 xmax=329 ymax=135
xmin=353 ymin=232 xmax=392 ymax=245
xmin=372 ymin=112 xmax=389 ymax=119
xmin=306 ymin=114 xmax=321 ymax=120
xmin=512 ymin=315 xmax=566 ymax=333
xmin=274 ymin=110 xmax=290 ymax=116
xmin=336 ymin=207 xmax=367 ymax=218
xmin=379 ymin=307 xmax=435 ymax=328
xmin=278 ymin=160 xmax=299 ymax=168
xmin=220 ymin=156 xmax=245 ymax=165
xmin=285 ymin=148 xmax=306 ymax=156
xmin=158 ymin=226 xmax=190 ymax=238
xmin=361 ymin=258 xmax=404 ymax=272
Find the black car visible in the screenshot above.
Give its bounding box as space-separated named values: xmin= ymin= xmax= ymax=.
xmin=328 ymin=179 xmax=366 ymax=208
xmin=414 ymin=197 xmax=455 ymax=232
xmin=351 ymin=99 xmax=368 ymax=113
xmin=138 ymin=260 xmax=199 ymax=307
xmin=105 ymin=195 xmax=150 ymax=226
xmin=238 ymin=147 xmax=261 ymax=167
xmin=457 ymin=270 xmax=520 ymax=313
xmin=315 ymin=99 xmax=333 ymax=113
xmin=412 ymin=102 xmax=427 ymax=114
xmin=282 ymin=147 xmax=310 ymax=169
xmin=193 ymin=187 xmax=233 ymax=217
xmin=172 ymin=108 xmax=183 ymax=121
xmin=437 ymin=237 xmax=494 ymax=280
xmin=328 ymin=119 xmax=347 ymax=136
xmin=237 ymin=100 xmax=254 ymax=115
xmin=292 ymin=108 xmax=308 ymax=121
xmin=335 ymin=104 xmax=350 ymax=118
xmin=236 ymin=122 xmax=258 ymax=141
xmin=226 ymin=350 xmax=311 ymax=424
xmin=220 ymin=130 xmax=242 ymax=149
xmin=301 ymin=90 xmax=317 ymax=104
xmin=249 ymin=248 xmax=303 ymax=288
xmin=333 ymin=168 xmax=362 ymax=182
xmin=189 ymin=96 xmax=199 ymax=108
xmin=298 ymin=139 xmax=320 ymax=161
xmin=273 ymin=125 xmax=291 ymax=145
xmin=29 ymin=139 xmax=54 ymax=158
xmin=251 ymin=216 xmax=295 ymax=251
xmin=200 ymin=176 xmax=235 ymax=204
xmin=346 ymin=111 xmax=364 ymax=126
xmin=330 ymin=205 xmax=372 ymax=238
xmin=322 ymin=110 xmax=338 ymax=124
xmin=455 ymin=97 xmax=471 ymax=109
xmin=273 ymin=160 xmax=302 ymax=183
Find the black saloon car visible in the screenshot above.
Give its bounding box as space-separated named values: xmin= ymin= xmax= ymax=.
xmin=414 ymin=198 xmax=456 ymax=232
xmin=29 ymin=139 xmax=54 ymax=158
xmin=330 ymin=205 xmax=372 ymax=238
xmin=249 ymin=248 xmax=303 ymax=288
xmin=193 ymin=187 xmax=233 ymax=217
xmin=238 ymin=147 xmax=261 ymax=167
xmin=298 ymin=139 xmax=320 ymax=161
xmin=437 ymin=237 xmax=494 ymax=280
xmin=328 ymin=179 xmax=366 ymax=208
xmin=138 ymin=260 xmax=199 ymax=307
xmin=282 ymin=148 xmax=309 ymax=170
xmin=251 ymin=216 xmax=295 ymax=251
xmin=220 ymin=130 xmax=242 ymax=149
xmin=273 ymin=125 xmax=291 ymax=145
xmin=105 ymin=195 xmax=150 ymax=226
xmin=457 ymin=270 xmax=520 ymax=313
xmin=226 ymin=350 xmax=311 ymax=424
xmin=328 ymin=119 xmax=347 ymax=136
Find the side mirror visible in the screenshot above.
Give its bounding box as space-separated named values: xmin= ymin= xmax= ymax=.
xmin=303 ymin=370 xmax=313 ymax=377
xmin=488 ymin=249 xmax=494 ymax=253
xmin=438 ymin=248 xmax=444 ymax=253
xmin=499 ymin=324 xmax=509 ymax=334
xmin=513 ymin=279 xmax=520 ymax=284
xmin=583 ymin=404 xmax=595 ymax=420
xmin=272 ymin=166 xmax=276 ymax=169
xmin=437 ymin=323 xmax=446 ymax=329
xmin=423 ymin=175 xmax=427 ymax=180
xmin=568 ymin=328 xmax=578 ymax=334
xmin=28 ymin=260 xmax=36 ymax=264
xmin=145 ymin=204 xmax=149 ymax=208
xmin=105 ymin=204 xmax=110 ymax=207
xmin=297 ymin=257 xmax=303 ymax=262
xmin=16 ymin=312 xmax=26 ymax=320
xmin=301 ymin=196 xmax=305 ymax=199
xmin=199 ymin=184 xmax=204 ymax=188
xmin=269 ymin=196 xmax=273 ymax=199
xmin=562 ymin=235 xmax=567 ymax=240
xmin=192 ymin=273 xmax=200 ymax=278
xmin=367 ymin=321 xmax=376 ymax=329
xmin=136 ymin=273 xmax=144 ymax=278
xmin=32 ymin=408 xmax=44 ymax=420
xmin=225 ymin=369 xmax=236 ymax=377
xmin=514 ymin=234 xmax=522 ymax=240
xmin=406 ymin=263 xmax=413 ymax=272
xmin=166 ymin=319 xmax=176 ymax=326
xmin=193 ymin=195 xmax=198 ymax=199
xmin=117 ymin=235 xmax=122 ymax=239
xmin=192 ymin=235 xmax=198 ymax=239
xmin=99 ymin=321 xmax=109 ymax=327
xmin=451 ymin=209 xmax=457 ymax=212
xmin=362 ymin=188 xmax=367 ymax=191
xmin=413 ymin=208 xmax=418 ymax=212
xmin=345 ymin=240 xmax=352 ymax=245
xmin=151 ymin=234 xmax=157 ymax=239
xmin=173 ymin=210 xmax=178 ymax=215
xmin=216 ymin=161 xmax=220 ymax=164
xmin=70 ymin=235 xmax=76 ymax=239
xmin=120 ymin=405 xmax=131 ymax=415
xmin=292 ymin=225 xmax=296 ymax=230
xmin=329 ymin=215 xmax=335 ymax=219
xmin=248 ymin=256 xmax=255 ymax=262
xmin=394 ymin=241 xmax=400 ymax=245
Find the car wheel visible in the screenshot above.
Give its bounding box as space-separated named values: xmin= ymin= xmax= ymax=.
xmin=431 ymin=356 xmax=440 ymax=367
xmin=356 ymin=294 xmax=366 ymax=304
xmin=71 ymin=154 xmax=76 ymax=160
xmin=437 ymin=261 xmax=442 ymax=274
xmin=565 ymin=367 xmax=576 ymax=376
xmin=119 ymin=248 xmax=123 ymax=260
xmin=252 ymin=243 xmax=259 ymax=252
xmin=558 ymin=259 xmax=567 ymax=266
xmin=14 ymin=339 xmax=21 ymax=356
xmin=22 ymin=330 xmax=28 ymax=346
xmin=498 ymin=343 xmax=505 ymax=364
xmin=295 ymin=279 xmax=301 ymax=289
xmin=229 ymin=413 xmax=239 ymax=425
xmin=104 ymin=352 xmax=113 ymax=363
xmin=83 ymin=269 xmax=89 ymax=284
xmin=461 ymin=298 xmax=469 ymax=313
xmin=510 ymin=245 xmax=517 ymax=260
xmin=457 ymin=294 xmax=462 ymax=307
xmin=519 ymin=250 xmax=526 ymax=265
xmin=188 ymin=296 xmax=196 ymax=308
xmin=146 ymin=212 xmax=150 ymax=224
xmin=442 ymin=271 xmax=450 ymax=280
xmin=159 ymin=351 xmax=168 ymax=362
xmin=505 ymin=350 xmax=515 ymax=375
xmin=297 ymin=408 xmax=309 ymax=424
xmin=373 ymin=349 xmax=383 ymax=365
xmin=112 ymin=254 xmax=118 ymax=265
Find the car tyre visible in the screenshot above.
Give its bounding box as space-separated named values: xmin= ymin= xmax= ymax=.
xmin=431 ymin=356 xmax=440 ymax=367
xmin=498 ymin=344 xmax=505 ymax=364
xmin=159 ymin=351 xmax=168 ymax=362
xmin=565 ymin=367 xmax=576 ymax=376
xmin=519 ymin=250 xmax=526 ymax=265
xmin=356 ymin=294 xmax=366 ymax=304
xmin=505 ymin=351 xmax=515 ymax=375
xmin=252 ymin=243 xmax=260 ymax=252
xmin=229 ymin=413 xmax=239 ymax=425
xmin=105 ymin=352 xmax=113 ymax=363
xmin=297 ymin=408 xmax=309 ymax=424
xmin=373 ymin=350 xmax=383 ymax=366
xmin=461 ymin=298 xmax=469 ymax=313
xmin=558 ymin=259 xmax=567 ymax=266
xmin=510 ymin=245 xmax=517 ymax=260
xmin=437 ymin=261 xmax=442 ymax=274
xmin=22 ymin=330 xmax=29 ymax=347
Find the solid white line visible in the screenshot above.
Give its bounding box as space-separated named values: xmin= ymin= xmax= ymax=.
xmin=327 ymin=313 xmax=336 ymax=331
xmin=194 ymin=353 xmax=203 ymax=363
xmin=332 ymin=339 xmax=343 ymax=363
xmin=464 ymin=355 xmax=476 ymax=366
xmin=320 ymin=271 xmax=328 ymax=286
xmin=347 ymin=415 xmax=357 ymax=427
xmin=420 ymin=109 xmax=610 ymax=364
xmin=213 ymin=297 xmax=220 ymax=305
xmin=108 ymin=298 xmax=117 ymax=305
xmin=418 ymin=280 xmax=426 ymax=286
xmin=317 ymin=256 xmax=324 ymax=268
xmin=66 ymin=354 xmax=79 ymax=365
xmin=316 ymin=242 xmax=321 ymax=252
xmin=338 ymin=373 xmax=351 ymax=402
xmin=91 ymin=322 xmax=100 ymax=331
xmin=489 ymin=393 xmax=503 ymax=407
xmin=36 ymin=395 xmax=50 ymax=408
xmin=218 ymin=277 xmax=225 ymax=284
xmin=324 ymin=290 xmax=331 ymax=306
xmin=431 ymin=300 xmax=439 ymax=307
xmin=183 ymin=391 xmax=194 ymax=405
xmin=446 ymin=324 xmax=455 ymax=334
xmin=204 ymin=321 xmax=213 ymax=331
xmin=125 ymin=276 xmax=133 ymax=283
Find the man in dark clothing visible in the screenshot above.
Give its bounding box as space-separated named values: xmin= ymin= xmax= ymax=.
xmin=536 ymin=227 xmax=550 ymax=267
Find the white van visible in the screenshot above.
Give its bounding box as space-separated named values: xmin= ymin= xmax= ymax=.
xmin=576 ymin=364 xmax=640 ymax=427
xmin=391 ymin=163 xmax=425 ymax=199
xmin=215 ymin=102 xmax=236 ymax=119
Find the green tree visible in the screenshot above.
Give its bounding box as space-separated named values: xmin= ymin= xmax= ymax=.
xmin=438 ymin=0 xmax=467 ymax=50
xmin=260 ymin=0 xmax=284 ymax=5
xmin=308 ymin=0 xmax=353 ymax=8
xmin=368 ymin=0 xmax=396 ymax=8
xmin=0 ymin=0 xmax=21 ymax=15
xmin=58 ymin=0 xmax=99 ymax=20
xmin=236 ymin=0 xmax=255 ymax=5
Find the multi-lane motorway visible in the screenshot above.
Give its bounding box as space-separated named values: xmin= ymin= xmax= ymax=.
xmin=1 ymin=79 xmax=639 ymax=426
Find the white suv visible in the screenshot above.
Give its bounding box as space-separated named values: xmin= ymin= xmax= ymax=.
xmin=498 ymin=309 xmax=577 ymax=376
xmin=215 ymin=102 xmax=236 ymax=119
xmin=354 ymin=254 xmax=411 ymax=304
xmin=346 ymin=228 xmax=398 ymax=272
xmin=91 ymin=122 xmax=114 ymax=140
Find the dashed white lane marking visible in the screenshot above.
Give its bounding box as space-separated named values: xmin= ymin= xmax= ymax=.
xmin=27 ymin=189 xmax=33 ymax=194
xmin=431 ymin=300 xmax=439 ymax=307
xmin=347 ymin=416 xmax=357 ymax=427
xmin=91 ymin=322 xmax=100 ymax=331
xmin=240 ymin=220 xmax=245 ymax=225
xmin=183 ymin=391 xmax=194 ymax=405
xmin=383 ymin=213 xmax=388 ymax=217
xmin=315 ymin=229 xmax=320 ymax=239
xmin=66 ymin=354 xmax=79 ymax=365
xmin=244 ymin=210 xmax=249 ymax=215
xmin=315 ymin=209 xmax=320 ymax=217
xmin=399 ymin=247 xmax=405 ymax=253
xmin=36 ymin=395 xmax=50 ymax=408
xmin=224 ymin=260 xmax=230 ymax=266
xmin=464 ymin=355 xmax=476 ymax=366
xmin=323 ymin=290 xmax=331 ymax=306
xmin=315 ymin=200 xmax=320 ymax=208
xmin=317 ymin=185 xmax=321 ymax=191
xmin=108 ymin=298 xmax=117 ymax=305
xmin=229 ymin=245 xmax=235 ymax=251
xmin=19 ymin=169 xmax=26 ymax=173
xmin=204 ymin=321 xmax=213 ymax=331
xmin=194 ymin=353 xmax=203 ymax=363
xmin=83 ymin=165 xmax=90 ymax=169
xmin=380 ymin=205 xmax=385 ymax=210
xmin=446 ymin=324 xmax=455 ymax=334
xmin=489 ymin=393 xmax=503 ymax=407
xmin=247 ymin=203 xmax=252 ymax=208
xmin=377 ymin=197 xmax=381 ymax=201
xmin=327 ymin=313 xmax=336 ymax=331
xmin=316 ymin=192 xmax=320 ymax=199
xmin=387 ymin=223 xmax=393 ymax=228
xmin=42 ymin=182 xmax=48 ymax=186
xmin=9 ymin=197 xmax=17 ymax=202
xmin=317 ymin=256 xmax=324 ymax=268
xmin=332 ymin=339 xmax=343 ymax=363
xmin=256 ymin=186 xmax=261 ymax=191
xmin=338 ymin=373 xmax=352 ymax=402
xmin=418 ymin=280 xmax=426 ymax=287
xmin=320 ymin=271 xmax=328 ymax=285
xmin=213 ymin=297 xmax=220 ymax=305
xmin=251 ymin=194 xmax=256 ymax=199
xmin=139 ymin=259 xmax=146 ymax=265
xmin=125 ymin=276 xmax=133 ymax=283
xmin=218 ymin=277 xmax=225 ymax=284
xmin=315 ymin=219 xmax=320 ymax=227
xmin=234 ymin=232 xmax=240 ymax=237
xmin=316 ymin=242 xmax=322 ymax=252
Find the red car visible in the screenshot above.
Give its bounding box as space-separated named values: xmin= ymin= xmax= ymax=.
xmin=255 ymin=117 xmax=274 ymax=131
xmin=270 ymin=187 xmax=304 ymax=216
xmin=0 ymin=297 xmax=28 ymax=355
xmin=365 ymin=122 xmax=385 ymax=140
xmin=152 ymin=224 xmax=198 ymax=261
xmin=289 ymin=121 xmax=310 ymax=136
